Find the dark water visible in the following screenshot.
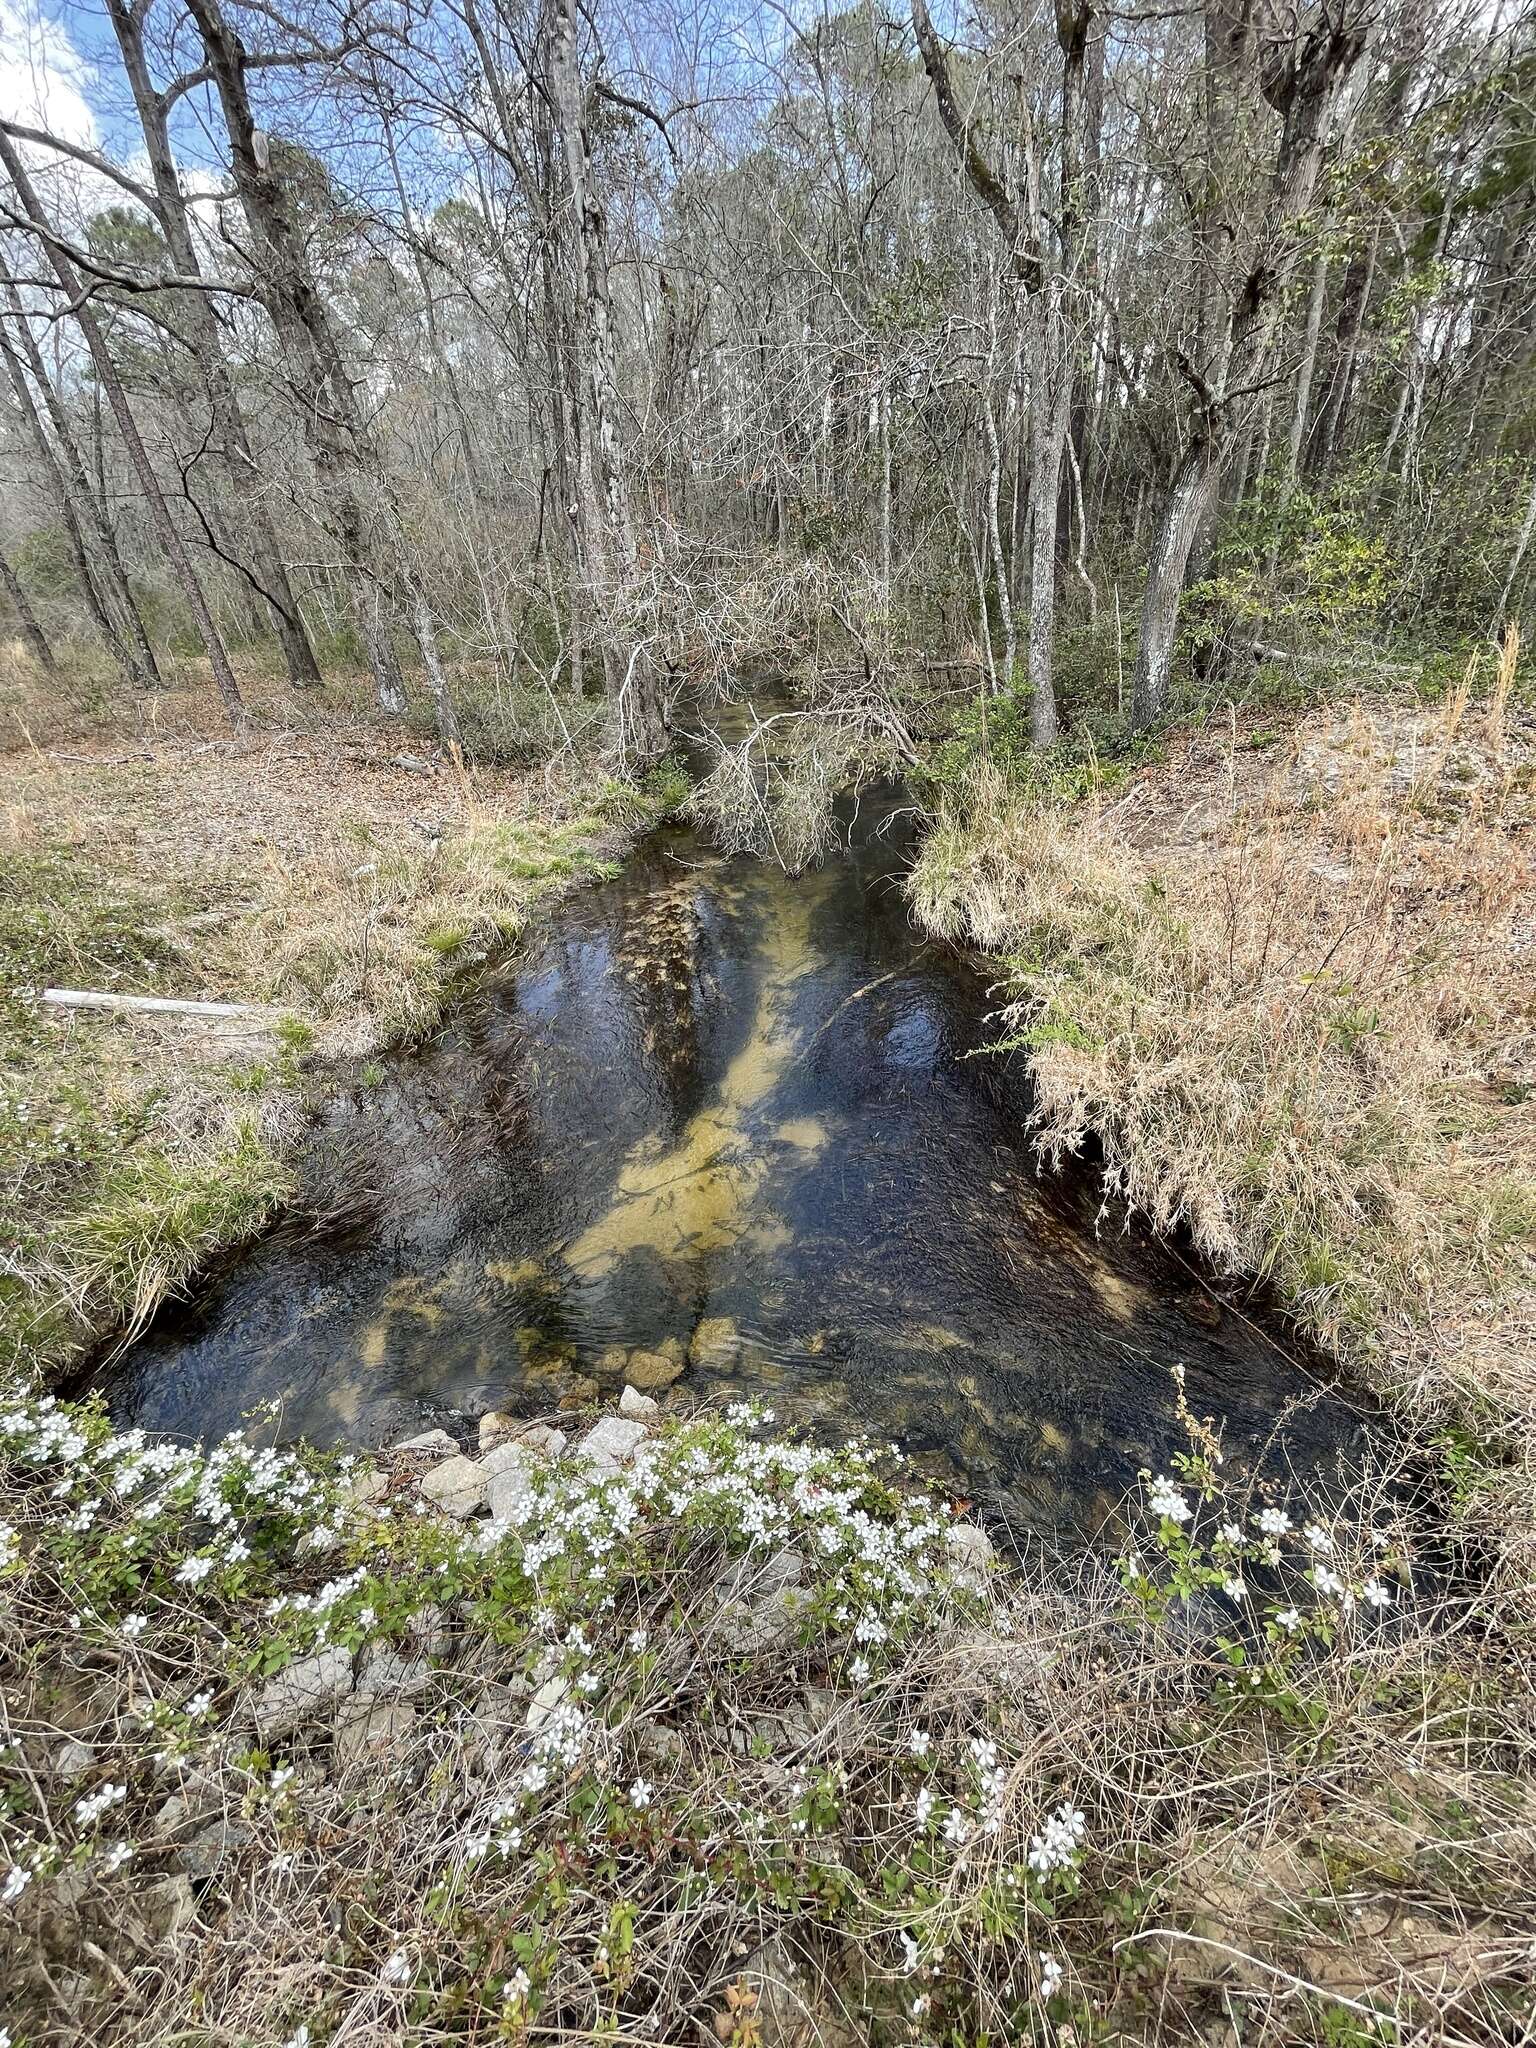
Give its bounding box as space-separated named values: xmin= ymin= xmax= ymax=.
xmin=97 ymin=779 xmax=1372 ymax=1538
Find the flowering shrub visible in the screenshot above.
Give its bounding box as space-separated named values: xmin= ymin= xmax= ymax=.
xmin=2 ymin=1379 xmax=1532 ymax=2048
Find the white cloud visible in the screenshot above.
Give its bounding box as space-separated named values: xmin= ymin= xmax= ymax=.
xmin=0 ymin=0 xmax=98 ymax=148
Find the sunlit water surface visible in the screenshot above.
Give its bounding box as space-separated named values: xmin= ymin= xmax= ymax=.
xmin=97 ymin=776 xmax=1372 ymax=1538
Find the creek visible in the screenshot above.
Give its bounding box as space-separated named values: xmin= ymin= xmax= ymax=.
xmin=95 ymin=760 xmax=1371 ymax=1539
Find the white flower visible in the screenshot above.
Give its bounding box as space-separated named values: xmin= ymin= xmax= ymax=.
xmin=117 ymin=1612 xmax=148 ymax=1639
xmin=382 ymin=1948 xmax=412 ymax=1985
xmin=1255 ymin=1507 xmax=1292 ymax=1538
xmin=1275 ymin=1606 xmax=1302 ymax=1632
xmin=899 ymin=1930 xmax=920 ymax=1974
xmin=184 ymin=1689 xmax=214 ymax=1720
xmin=1219 ymin=1523 xmax=1242 ymax=1545
xmin=1303 ymin=1522 xmax=1334 ymax=1554
xmin=4 ymin=1863 xmax=31 ymax=1904
xmin=627 ymin=1628 xmax=649 ymax=1652
xmin=848 ymin=1654 xmax=870 ymax=1684
xmin=1221 ymin=1576 xmax=1247 ymax=1601
xmin=504 ymin=1968 xmax=531 ymax=2003
xmin=1363 ymin=1577 xmax=1393 ymax=1609
xmin=942 ymin=1807 xmax=970 ymax=1846
xmin=1312 ymin=1565 xmax=1344 ymax=1597
xmin=173 ymin=1555 xmax=214 ymax=1586
xmin=73 ymin=1782 xmax=127 ymax=1827
xmin=629 ymin=1778 xmax=653 ymax=1809
xmin=1147 ymin=1475 xmax=1191 ymax=1524
xmin=282 ymin=2028 xmax=310 ymax=2048
xmin=913 ymin=1788 xmax=935 ymax=1828
xmin=100 ymin=1840 xmax=133 ymax=1874
xmin=1039 ymin=1951 xmax=1063 ymax=2000
xmin=908 ymin=1726 xmax=931 ymax=1759
xmin=270 ymin=1766 xmax=295 ymax=1792
xmin=1027 ymin=1800 xmax=1086 ymax=1877
xmin=911 ymin=1994 xmax=930 ymax=2017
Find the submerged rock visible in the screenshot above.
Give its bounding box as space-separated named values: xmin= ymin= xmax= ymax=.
xmin=624 ymin=1347 xmax=684 ymax=1389
xmin=689 ymin=1315 xmax=739 ymax=1368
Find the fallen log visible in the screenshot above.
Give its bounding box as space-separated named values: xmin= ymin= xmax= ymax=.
xmin=41 ymin=988 xmax=275 ymax=1020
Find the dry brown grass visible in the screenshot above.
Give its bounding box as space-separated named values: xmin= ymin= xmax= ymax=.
xmin=910 ymin=656 xmax=1536 ymax=1572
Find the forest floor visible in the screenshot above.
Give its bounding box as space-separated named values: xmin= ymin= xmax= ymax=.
xmin=911 ymin=654 xmax=1536 ymax=1586
xmin=0 ymin=647 xmax=673 ymax=1387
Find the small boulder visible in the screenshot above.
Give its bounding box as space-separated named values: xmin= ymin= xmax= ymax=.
xmin=625 ymin=1348 xmax=684 ymax=1390
xmin=417 ymin=1454 xmax=489 ymax=1518
xmin=944 ymin=1520 xmax=997 ymax=1592
xmin=576 ymin=1416 xmax=649 ymax=1472
xmin=483 ymin=1441 xmax=539 ymax=1520
xmin=53 ymin=1738 xmax=95 ymax=1784
xmin=478 ymin=1411 xmax=519 ymax=1451
xmin=619 ymin=1383 xmax=660 ymax=1421
xmin=334 ymin=1698 xmax=416 ymax=1772
xmin=688 ymin=1315 xmax=739 ymax=1368
xmin=595 ymin=1344 xmax=630 ymax=1381
xmin=254 ymin=1646 xmax=354 ymax=1742
xmin=356 ymin=1643 xmax=432 ymax=1699
xmin=525 ymin=1674 xmax=570 ymax=1734
xmin=393 ymin=1428 xmax=458 ymax=1456
xmin=517 ymin=1423 xmax=567 ymax=1457
xmin=175 ymin=1815 xmax=253 ymax=1883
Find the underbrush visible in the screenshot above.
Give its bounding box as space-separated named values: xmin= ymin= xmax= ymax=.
xmin=910 ymin=659 xmax=1536 ymax=1569
xmin=2 ymin=1384 xmax=1531 ymax=2046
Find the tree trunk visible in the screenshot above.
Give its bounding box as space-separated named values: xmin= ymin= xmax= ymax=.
xmin=1 ymin=280 xmax=162 ymax=689
xmin=1493 ymin=467 xmax=1536 ymax=635
xmin=0 ymin=547 xmax=56 ymax=673
xmin=546 ymin=0 xmax=666 ymax=762
xmin=0 ymin=131 xmax=243 ymax=721
xmin=1131 ymin=438 xmax=1220 ymax=729
xmin=107 ymin=0 xmax=322 ymax=691
xmin=186 ymin=0 xmax=412 ymax=716
xmin=1026 ymin=296 xmax=1070 ymax=744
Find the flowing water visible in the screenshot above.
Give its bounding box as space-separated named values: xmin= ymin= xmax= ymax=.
xmin=96 ymin=770 xmax=1372 ymax=1539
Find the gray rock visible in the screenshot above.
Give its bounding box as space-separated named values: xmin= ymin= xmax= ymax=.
xmin=575 ymin=1416 xmax=649 ymax=1471
xmin=393 ymin=1428 xmax=458 ymax=1456
xmin=347 ymin=1467 xmax=389 ymax=1507
xmin=254 ymin=1646 xmax=354 ymax=1742
xmin=720 ymin=1582 xmax=812 ymax=1655
xmin=737 ymin=1935 xmax=862 ymax=2047
xmin=175 ymin=1816 xmax=253 ymax=1883
xmin=483 ymin=1441 xmax=539 ymax=1520
xmin=404 ymin=1604 xmax=452 ymax=1658
xmin=417 ymin=1454 xmax=489 ymax=1517
xmin=54 ymin=1738 xmax=95 ymax=1783
xmin=944 ymin=1520 xmax=997 ymax=1589
xmin=334 ymin=1698 xmax=416 ymax=1771
xmin=619 ymin=1383 xmax=660 ymax=1421
xmin=356 ymin=1643 xmax=432 ymax=1699
xmin=478 ymin=1410 xmax=519 ymax=1451
xmin=525 ymin=1674 xmax=570 ymax=1734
